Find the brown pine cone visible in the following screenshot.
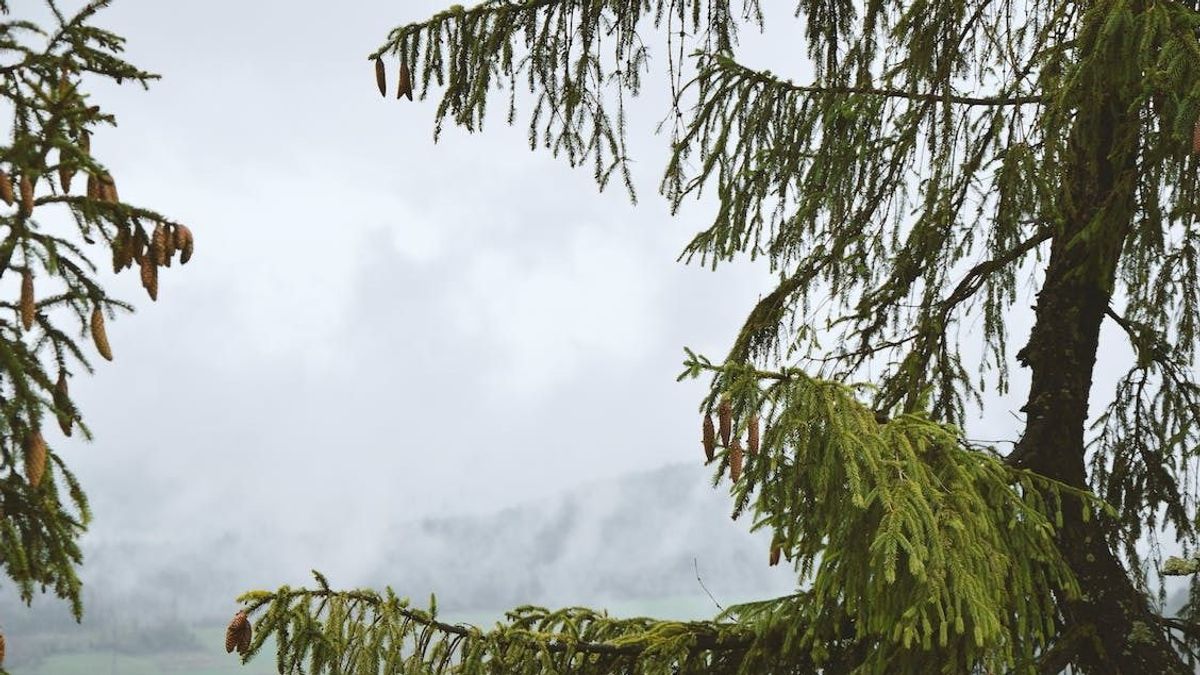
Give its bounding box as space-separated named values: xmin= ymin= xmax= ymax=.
xmin=25 ymin=429 xmax=47 ymax=488
xmin=717 ymin=397 xmax=732 ymax=447
xmin=19 ymin=174 xmax=34 ymax=216
xmin=20 ymin=269 xmax=34 ymax=330
xmin=131 ymin=227 xmax=147 ymax=264
xmin=99 ymin=173 xmax=118 ymax=203
xmin=397 ymin=60 xmax=413 ymax=100
xmin=0 ymin=170 xmax=12 ymax=205
xmin=59 ymin=163 xmax=75 ymax=194
xmin=55 ymin=371 xmax=73 ymax=437
xmin=748 ymin=415 xmax=760 ymax=455
xmin=729 ymin=439 xmax=743 ymax=482
xmin=375 ymin=57 xmax=386 ymax=96
xmin=151 ymin=222 xmax=168 ymax=265
xmin=140 ymin=256 xmax=158 ymax=301
xmin=226 ymin=610 xmax=251 ymax=655
xmin=175 ymin=225 xmax=194 ymax=264
xmin=702 ymin=415 xmax=715 ymax=463
xmin=91 ymin=307 xmax=113 ymax=361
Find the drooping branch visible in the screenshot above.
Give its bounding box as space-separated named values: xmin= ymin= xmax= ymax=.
xmin=710 ymin=52 xmax=1047 ymax=108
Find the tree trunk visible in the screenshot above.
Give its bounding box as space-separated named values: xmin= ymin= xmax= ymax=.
xmin=1009 ymin=38 xmax=1187 ymax=673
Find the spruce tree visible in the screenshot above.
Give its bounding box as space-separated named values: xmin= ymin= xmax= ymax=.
xmin=0 ymin=0 xmax=193 ymax=664
xmin=231 ymin=1 xmax=1200 ymax=672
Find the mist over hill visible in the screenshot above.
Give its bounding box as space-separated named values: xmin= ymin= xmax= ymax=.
xmin=2 ymin=462 xmax=797 ymax=635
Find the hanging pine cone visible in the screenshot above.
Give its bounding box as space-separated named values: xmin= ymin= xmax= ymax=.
xmin=238 ymin=622 xmax=251 ymax=654
xmin=0 ymin=170 xmax=12 ymax=205
xmin=59 ymin=163 xmax=75 ymax=194
xmin=25 ymin=429 xmax=47 ymax=488
xmin=91 ymin=306 xmax=112 ymax=361
xmin=175 ymin=224 xmax=194 ymax=264
xmin=131 ymin=227 xmax=147 ymax=264
xmin=20 ymin=269 xmax=35 ymax=330
xmin=729 ymin=439 xmax=743 ymax=482
xmin=99 ymin=173 xmax=118 ymax=203
xmin=140 ymin=255 xmax=158 ymax=301
xmin=86 ymin=172 xmax=100 ymax=200
xmin=702 ymin=415 xmax=716 ymax=462
xmin=112 ymin=226 xmax=131 ymax=273
xmin=0 ymin=631 xmax=6 ymax=666
xmin=769 ymin=542 xmax=782 ymax=567
xmin=55 ymin=371 xmax=72 ymax=437
xmin=163 ymin=224 xmax=177 ymax=265
xmin=375 ymin=57 xmax=387 ymax=96
xmin=19 ymin=174 xmax=34 ymax=216
xmin=748 ymin=414 xmax=760 ymax=455
xmin=151 ymin=221 xmax=168 ymax=265
xmin=226 ymin=610 xmax=251 ymax=655
xmin=397 ymin=59 xmax=413 ymax=100
xmin=717 ymin=397 xmax=732 ymax=447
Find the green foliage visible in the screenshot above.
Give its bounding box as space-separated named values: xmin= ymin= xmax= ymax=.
xmin=0 ymin=0 xmax=186 ymax=624
xmin=236 ymin=0 xmax=1200 ymax=672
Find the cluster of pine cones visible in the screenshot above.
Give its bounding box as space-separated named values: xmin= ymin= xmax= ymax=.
xmin=225 ymin=610 xmax=252 ymax=656
xmin=0 ymin=170 xmax=38 ymax=218
xmin=111 ymin=219 xmax=194 ymax=301
xmin=702 ymin=400 xmax=788 ymax=567
xmin=701 ymin=398 xmax=759 ymax=483
xmin=374 ymin=55 xmax=414 ymax=100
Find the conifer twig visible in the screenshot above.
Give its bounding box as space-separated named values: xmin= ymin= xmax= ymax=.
xmin=692 ymin=558 xmax=724 ymax=614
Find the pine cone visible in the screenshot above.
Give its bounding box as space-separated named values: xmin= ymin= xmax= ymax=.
xmin=748 ymin=415 xmax=760 ymax=455
xmin=112 ymin=226 xmax=131 ymax=273
xmin=25 ymin=429 xmax=47 ymax=488
xmin=20 ymin=269 xmax=34 ymax=330
xmin=226 ymin=610 xmax=251 ymax=655
xmin=99 ymin=173 xmax=118 ymax=203
xmin=238 ymin=622 xmax=251 ymax=655
xmin=19 ymin=174 xmax=34 ymax=217
xmin=151 ymin=222 xmax=168 ymax=265
xmin=55 ymin=371 xmax=72 ymax=437
xmin=87 ymin=173 xmax=100 ymax=200
xmin=59 ymin=163 xmax=75 ymax=194
xmin=397 ymin=60 xmax=413 ymax=100
xmin=769 ymin=542 xmax=781 ymax=567
xmin=175 ymin=224 xmax=194 ymax=264
xmin=163 ymin=224 xmax=177 ymax=265
xmin=140 ymin=256 xmax=158 ymax=301
xmin=729 ymin=439 xmax=743 ymax=482
xmin=701 ymin=415 xmax=715 ymax=463
xmin=0 ymin=631 xmax=6 ymax=666
xmin=0 ymin=170 xmax=12 ymax=205
xmin=91 ymin=307 xmax=112 ymax=361
xmin=717 ymin=397 xmax=732 ymax=447
xmin=375 ymin=57 xmax=387 ymax=97
xmin=79 ymin=131 xmax=90 ymax=155
xmin=131 ymin=227 xmax=147 ymax=264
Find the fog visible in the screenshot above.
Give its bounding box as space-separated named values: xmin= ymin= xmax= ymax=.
xmin=1 ymin=1 xmax=1188 ymax=666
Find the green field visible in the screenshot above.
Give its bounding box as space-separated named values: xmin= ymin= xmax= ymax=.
xmin=17 ymin=596 xmax=725 ymax=674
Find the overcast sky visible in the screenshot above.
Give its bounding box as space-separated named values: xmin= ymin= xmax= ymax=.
xmin=26 ymin=0 xmax=1153 ymax=605
xmin=52 ymin=0 xmax=793 ymax=585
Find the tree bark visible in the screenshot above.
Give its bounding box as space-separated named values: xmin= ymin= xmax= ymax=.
xmin=1008 ymin=32 xmax=1188 ymax=673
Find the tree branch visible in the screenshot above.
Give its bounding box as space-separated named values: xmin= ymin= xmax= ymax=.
xmin=712 ymin=53 xmax=1046 ymax=108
